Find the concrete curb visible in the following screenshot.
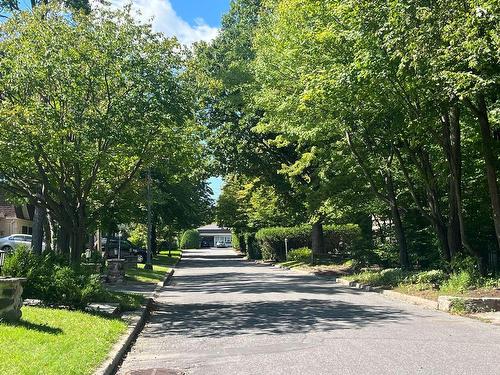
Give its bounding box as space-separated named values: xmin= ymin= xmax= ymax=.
xmin=94 ymin=298 xmax=153 ymax=375
xmin=94 ymin=253 xmax=181 ymax=375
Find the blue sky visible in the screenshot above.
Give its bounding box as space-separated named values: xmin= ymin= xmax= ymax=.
xmin=170 ymin=1 xmax=231 ymax=27
xmin=104 ymin=1 xmax=231 ymax=45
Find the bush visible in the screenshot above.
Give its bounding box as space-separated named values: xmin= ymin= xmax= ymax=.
xmin=440 ymin=271 xmax=476 ymax=294
xmin=348 ymin=268 xmax=407 ymax=287
xmin=1 ymin=246 xmax=104 ymax=309
xmin=255 ymin=224 xmax=362 ymax=261
xmin=413 ymin=270 xmax=448 ymax=286
xmin=179 ymin=229 xmax=200 ymax=249
xmin=231 ymin=232 xmax=240 ymax=250
xmin=287 ymin=247 xmax=312 ymax=263
xmin=158 ymin=237 xmax=178 ymax=251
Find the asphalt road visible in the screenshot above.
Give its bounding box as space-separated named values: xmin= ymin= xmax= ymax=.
xmin=118 ymin=248 xmax=500 ymax=375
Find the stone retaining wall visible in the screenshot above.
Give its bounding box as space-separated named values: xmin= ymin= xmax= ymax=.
xmin=438 ymin=296 xmax=500 ymax=313
xmin=0 ymin=277 xmax=26 ymax=322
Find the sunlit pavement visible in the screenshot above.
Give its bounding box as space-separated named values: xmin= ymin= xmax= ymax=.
xmin=118 ymin=248 xmax=500 ymax=375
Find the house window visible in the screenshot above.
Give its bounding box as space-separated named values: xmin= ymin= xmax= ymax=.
xmin=22 ymin=226 xmax=32 ymax=235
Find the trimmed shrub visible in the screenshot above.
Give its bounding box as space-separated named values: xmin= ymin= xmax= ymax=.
xmin=255 ymin=224 xmax=362 ymax=261
xmin=287 ymin=247 xmax=312 ymax=263
xmin=179 ymin=229 xmax=200 ymax=249
xmin=232 ymin=232 xmax=240 ymax=250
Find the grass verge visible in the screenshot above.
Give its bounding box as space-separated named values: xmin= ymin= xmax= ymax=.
xmin=0 ymin=306 xmax=127 ymax=375
xmin=126 ymin=250 xmax=181 ymax=284
xmin=277 ymin=259 xmax=356 ymax=276
xmin=345 ymin=269 xmax=500 ymax=301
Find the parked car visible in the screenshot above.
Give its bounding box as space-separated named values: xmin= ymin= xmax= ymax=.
xmin=0 ymin=234 xmax=45 ymax=252
xmin=97 ymin=237 xmax=133 ymax=258
xmin=201 ymin=240 xmax=210 ymax=248
xmin=215 ymin=241 xmax=226 ymax=248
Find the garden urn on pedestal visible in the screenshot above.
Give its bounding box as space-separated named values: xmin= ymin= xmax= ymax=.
xmin=106 ymin=259 xmax=126 ymax=283
xmin=0 ymin=277 xmax=26 ymax=322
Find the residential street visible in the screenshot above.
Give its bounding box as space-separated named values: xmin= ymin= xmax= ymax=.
xmin=118 ymin=249 xmax=500 ymax=375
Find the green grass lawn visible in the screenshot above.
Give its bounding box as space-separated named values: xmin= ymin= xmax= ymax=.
xmin=125 ymin=250 xmax=181 ymax=284
xmin=277 ymin=259 xmax=355 ymax=276
xmin=0 ymin=306 xmax=127 ymax=375
xmin=95 ymin=290 xmax=147 ymax=311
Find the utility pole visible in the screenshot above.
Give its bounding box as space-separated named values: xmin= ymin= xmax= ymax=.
xmin=145 ymin=167 xmax=153 ymax=270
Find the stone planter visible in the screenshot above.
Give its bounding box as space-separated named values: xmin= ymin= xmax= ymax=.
xmin=0 ymin=277 xmax=26 ymax=322
xmin=81 ymin=262 xmax=103 ymax=274
xmin=106 ymin=259 xmax=126 ymax=283
xmin=123 ymin=255 xmax=138 ymax=270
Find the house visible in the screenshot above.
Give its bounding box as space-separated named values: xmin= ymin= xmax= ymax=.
xmin=0 ymin=194 xmax=34 ymax=237
xmin=197 ymin=223 xmax=232 ymax=247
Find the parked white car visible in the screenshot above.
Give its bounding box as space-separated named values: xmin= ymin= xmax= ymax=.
xmin=0 ymin=234 xmax=45 ymax=252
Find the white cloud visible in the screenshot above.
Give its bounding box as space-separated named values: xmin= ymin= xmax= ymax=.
xmin=97 ymin=0 xmax=219 ymax=45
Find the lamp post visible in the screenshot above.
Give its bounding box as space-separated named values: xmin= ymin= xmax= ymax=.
xmin=144 ymin=167 xmax=153 ymax=270
xmin=118 ymin=230 xmax=122 ymax=260
xmin=285 ymin=237 xmax=288 ymax=260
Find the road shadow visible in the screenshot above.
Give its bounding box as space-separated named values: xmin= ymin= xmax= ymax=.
xmin=147 ymin=299 xmax=407 ymax=338
xmin=169 ymin=272 xmax=357 ymax=296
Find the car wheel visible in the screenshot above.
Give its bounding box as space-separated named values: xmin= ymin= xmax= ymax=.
xmin=137 ymin=254 xmax=145 ymax=263
xmin=2 ymin=246 xmax=13 ymax=252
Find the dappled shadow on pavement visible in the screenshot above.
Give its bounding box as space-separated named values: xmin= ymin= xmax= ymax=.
xmin=150 ymin=249 xmax=408 ymax=339
xmin=147 ymin=299 xmax=407 ymax=338
xmin=170 ymin=272 xmax=357 ymax=295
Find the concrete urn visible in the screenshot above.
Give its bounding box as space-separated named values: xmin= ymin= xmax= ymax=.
xmin=0 ymin=277 xmax=26 ymax=322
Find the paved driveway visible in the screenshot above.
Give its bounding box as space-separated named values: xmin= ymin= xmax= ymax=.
xmin=118 ymin=248 xmax=500 ymax=375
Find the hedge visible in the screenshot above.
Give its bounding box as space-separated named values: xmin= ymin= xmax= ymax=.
xmin=255 ymin=224 xmax=362 ymax=261
xmin=244 ymin=232 xmax=261 ymax=260
xmin=232 ymin=232 xmax=240 ymax=250
xmin=179 ymin=229 xmax=200 ymax=249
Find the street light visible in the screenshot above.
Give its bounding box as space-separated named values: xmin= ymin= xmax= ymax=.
xmin=144 ymin=167 xmax=153 ymax=270
xmin=285 ymin=237 xmax=288 ymax=260
xmin=118 ymin=230 xmax=122 ymax=260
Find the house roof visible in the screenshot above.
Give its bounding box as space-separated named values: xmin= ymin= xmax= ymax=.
xmin=0 ymin=192 xmax=34 ymax=220
xmin=197 ymin=223 xmax=231 ymax=234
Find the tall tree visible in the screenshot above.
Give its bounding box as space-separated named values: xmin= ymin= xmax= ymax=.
xmin=0 ymin=5 xmax=187 ymax=263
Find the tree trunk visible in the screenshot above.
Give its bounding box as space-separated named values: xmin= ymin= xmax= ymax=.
xmin=434 ymin=221 xmax=451 ymax=263
xmin=31 ymin=204 xmax=45 ymax=255
xmin=69 ymin=206 xmax=87 ymax=265
xmin=416 ymin=147 xmax=452 ymax=261
xmin=43 ymin=212 xmax=52 ymax=252
xmin=151 ymin=214 xmax=157 ymax=255
xmin=70 ymin=226 xmax=86 ymax=265
xmin=311 ymin=219 xmax=325 ymax=257
xmin=57 ymin=225 xmax=70 ymax=255
xmin=476 ymin=95 xmax=500 ymax=256
xmin=442 ymin=107 xmax=462 ymax=258
xmin=386 ymin=172 xmax=410 ymax=269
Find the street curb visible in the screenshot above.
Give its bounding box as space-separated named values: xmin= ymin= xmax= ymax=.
xmin=94 ymin=253 xmax=181 ymax=375
xmin=94 ymin=298 xmax=153 ymax=375
xmin=157 ymin=268 xmax=175 ymax=289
